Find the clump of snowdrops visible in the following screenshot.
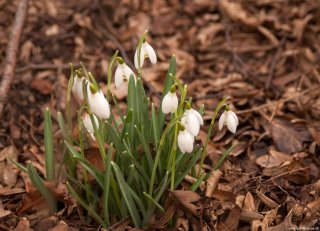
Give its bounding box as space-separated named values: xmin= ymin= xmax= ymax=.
xmin=15 ymin=32 xmax=239 ymax=228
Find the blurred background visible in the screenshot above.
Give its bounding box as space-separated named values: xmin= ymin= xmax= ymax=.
xmin=0 ymin=0 xmax=320 ymax=229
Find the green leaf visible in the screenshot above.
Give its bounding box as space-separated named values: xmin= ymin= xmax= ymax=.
xmin=158 ymin=55 xmax=176 ymax=132
xmin=112 ymin=94 xmax=125 ymax=122
xmin=111 ymin=161 xmax=141 ymax=227
xmin=27 ymin=162 xmax=57 ymax=213
xmin=57 ymin=111 xmax=67 ymax=140
xmin=8 ymin=158 xmax=27 ymax=172
xmin=213 ymin=145 xmax=234 ymax=170
xmin=191 ymin=174 xmax=206 ymax=192
xmin=105 ymin=121 xmax=123 ymax=154
xmin=44 ymin=108 xmax=55 ymax=181
xmin=143 ymin=192 xmax=164 ymax=212
xmin=66 ymin=182 xmax=105 ymax=227
xmin=64 ymin=141 xmax=104 ymax=188
xmin=103 ymin=144 xmax=113 ymax=226
xmin=174 ymin=148 xmax=202 ymax=188
xmin=151 ymin=104 xmax=159 ymax=150
xmin=122 ymin=143 xmax=150 ymax=183
xmin=135 ymin=125 xmax=153 ymax=173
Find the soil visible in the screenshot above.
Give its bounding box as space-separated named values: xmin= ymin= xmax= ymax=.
xmin=0 ymin=0 xmax=320 ymax=230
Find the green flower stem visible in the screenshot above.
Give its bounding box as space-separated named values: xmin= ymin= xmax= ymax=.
xmin=66 ymin=64 xmax=74 ymax=140
xmin=77 ymin=106 xmax=91 ymax=204
xmin=198 ymin=97 xmax=229 ymax=178
xmin=170 ymin=116 xmax=179 ymax=191
xmin=148 ymin=116 xmax=183 ymax=197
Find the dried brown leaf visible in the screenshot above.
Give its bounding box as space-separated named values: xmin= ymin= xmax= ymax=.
xmin=14 ymin=218 xmax=33 ymax=231
xmin=269 ymin=119 xmax=309 ymax=153
xmin=240 ymin=210 xmax=264 ymax=221
xmin=48 ymin=221 xmax=69 ymax=231
xmin=31 ymin=78 xmax=54 ymax=95
xmin=171 ymin=190 xmax=200 ymax=216
xmin=256 ymin=155 xmax=282 ymax=168
xmin=205 ymin=169 xmax=222 ymax=197
xmin=256 ymin=191 xmax=279 ymax=209
xmin=220 ymin=0 xmax=260 ymax=26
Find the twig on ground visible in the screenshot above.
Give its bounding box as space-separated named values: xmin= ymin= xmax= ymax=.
xmin=236 ymin=86 xmax=318 ymax=114
xmin=0 ymin=0 xmax=28 ymax=118
xmin=16 ymin=63 xmax=81 ymax=73
xmin=265 ymin=36 xmax=287 ymax=90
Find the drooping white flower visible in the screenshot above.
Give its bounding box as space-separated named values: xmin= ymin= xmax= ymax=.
xmin=72 ymin=73 xmax=87 ymax=103
xmin=87 ymin=84 xmax=110 ymax=120
xmin=218 ymin=109 xmax=239 ymax=133
xmin=178 ymin=129 xmax=194 ymax=154
xmin=161 ymin=90 xmax=178 ymax=114
xmin=181 ymin=107 xmax=203 ymax=137
xmin=134 ymin=41 xmax=157 ymax=69
xmin=83 ymin=113 xmax=99 ymax=139
xmin=114 ymin=61 xmax=136 ymax=89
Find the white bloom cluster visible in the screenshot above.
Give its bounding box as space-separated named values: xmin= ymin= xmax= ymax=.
xmin=71 ymin=34 xmax=239 ymax=151
xmin=71 ymin=37 xmax=157 ymax=140
xmin=161 ymin=89 xmax=203 ymax=154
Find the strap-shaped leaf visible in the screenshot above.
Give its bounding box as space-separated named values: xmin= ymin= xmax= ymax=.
xmin=27 ymin=162 xmax=57 ymax=213
xmin=158 ymin=55 xmax=176 ymax=133
xmin=111 ymin=161 xmax=141 ymax=227
xmin=44 ymin=108 xmax=55 ymax=181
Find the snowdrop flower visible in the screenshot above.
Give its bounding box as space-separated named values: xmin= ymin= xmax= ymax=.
xmin=87 ymin=83 xmax=110 ymax=120
xmin=178 ymin=126 xmax=194 ymax=154
xmin=83 ymin=113 xmax=99 ymax=139
xmin=134 ymin=39 xmax=157 ymax=69
xmin=161 ymin=85 xmax=178 ymax=114
xmin=114 ymin=58 xmax=136 ymax=89
xmin=218 ymin=107 xmax=239 ymax=134
xmin=181 ymin=103 xmax=203 ymax=137
xmin=72 ymin=71 xmax=87 ymax=103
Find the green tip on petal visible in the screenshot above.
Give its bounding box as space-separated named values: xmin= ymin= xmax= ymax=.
xmin=169 ymin=85 xmax=176 ymax=93
xmin=225 ymin=104 xmax=230 ymax=111
xmin=118 ymin=57 xmax=124 ymax=64
xmin=89 ymin=83 xmax=98 ymax=94
xmin=178 ymin=122 xmax=185 ymax=131
xmin=185 ymin=101 xmax=191 ymax=110
xmin=75 ymin=69 xmax=83 ymax=78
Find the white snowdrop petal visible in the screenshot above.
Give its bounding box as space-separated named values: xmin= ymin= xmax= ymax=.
xmin=134 ymin=49 xmax=139 ymax=69
xmin=226 ymin=112 xmax=237 ymax=133
xmin=72 ymin=76 xmax=86 ymax=102
xmin=115 ymin=65 xmax=124 ymax=89
xmin=190 ymin=108 xmax=203 ymax=125
xmin=123 ymin=64 xmax=135 ymax=79
xmin=186 ymin=113 xmax=200 ymax=136
xmin=171 ymin=93 xmax=178 ymax=112
xmin=83 ymin=113 xmax=99 ymax=135
xmin=87 ymin=87 xmax=110 ymax=119
xmin=161 ymin=92 xmax=177 ymax=114
xmin=161 ymin=93 xmax=171 ymax=114
xmin=218 ymin=111 xmax=226 ymax=130
xmin=139 ymin=48 xmax=145 ymax=68
xmin=230 ymin=110 xmax=239 ymax=126
xmin=178 ymin=133 xmax=186 ymax=153
xmin=178 ymin=131 xmax=194 ymax=154
xmin=145 ymin=42 xmax=157 ymax=64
